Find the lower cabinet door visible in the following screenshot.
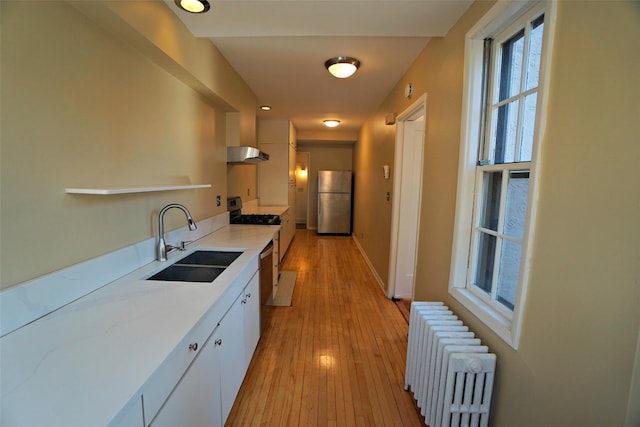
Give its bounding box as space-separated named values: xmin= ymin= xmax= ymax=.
xmin=148 ymin=277 xmax=262 ymax=427
xmin=243 ymin=273 xmax=261 ymax=370
xmin=150 ymin=332 xmax=222 ymax=427
xmin=219 ymin=295 xmax=245 ymax=424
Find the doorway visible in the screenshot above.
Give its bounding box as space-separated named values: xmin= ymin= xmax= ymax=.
xmin=295 ymin=152 xmax=310 ymax=228
xmin=387 ymin=94 xmax=427 ymax=299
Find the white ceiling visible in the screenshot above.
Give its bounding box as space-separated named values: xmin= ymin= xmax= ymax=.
xmin=165 ymin=0 xmax=473 ymax=136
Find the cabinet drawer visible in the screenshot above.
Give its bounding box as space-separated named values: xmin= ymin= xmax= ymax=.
xmin=141 ymin=317 xmax=215 ymax=424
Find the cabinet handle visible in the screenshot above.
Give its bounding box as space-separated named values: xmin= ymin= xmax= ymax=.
xmin=215 ymin=339 xmax=222 ymax=346
xmin=188 ymin=342 xmax=198 ymax=352
xmin=246 ymin=293 xmax=252 ymax=298
xmin=241 ymin=299 xmax=247 ymax=304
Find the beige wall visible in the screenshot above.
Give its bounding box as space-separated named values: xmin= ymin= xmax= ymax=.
xmin=0 ymin=1 xmax=256 ymax=289
xmin=297 ymin=142 xmax=354 ymax=229
xmin=227 ymin=164 xmax=258 ymax=203
xmin=73 ymin=1 xmax=258 ymax=147
xmin=352 ymin=116 xmax=396 ymax=283
xmin=354 ymin=1 xmax=640 ymax=425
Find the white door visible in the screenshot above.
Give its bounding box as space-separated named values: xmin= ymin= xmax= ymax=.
xmin=388 ymin=94 xmax=426 ymax=299
xmin=394 ymin=119 xmax=424 ymax=297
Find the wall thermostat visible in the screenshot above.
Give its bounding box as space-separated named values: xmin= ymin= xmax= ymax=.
xmin=405 ymin=83 xmax=413 ymax=99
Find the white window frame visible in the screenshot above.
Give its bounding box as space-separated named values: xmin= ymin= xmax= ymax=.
xmin=449 ymin=0 xmax=556 ymax=349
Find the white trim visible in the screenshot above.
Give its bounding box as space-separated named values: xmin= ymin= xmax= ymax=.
xmin=352 ymin=234 xmax=386 ymax=294
xmin=510 ymin=0 xmax=557 ymax=348
xmin=0 ymin=213 xmax=229 ymax=337
xmin=387 ymin=93 xmax=427 ymax=299
xmin=448 ymin=0 xmax=556 ymax=349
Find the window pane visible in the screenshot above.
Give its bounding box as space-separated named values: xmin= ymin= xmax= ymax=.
xmin=479 ymin=171 xmax=502 ymax=231
xmin=473 ymin=232 xmax=497 ymax=294
xmin=525 ymin=15 xmax=544 ymax=90
xmin=498 ymin=29 xmax=524 ymax=101
xmin=493 ymin=100 xmax=519 ymax=163
xmin=504 ymin=170 xmax=529 ymax=239
xmin=519 ymin=93 xmax=537 ymax=162
xmin=496 ymin=240 xmax=522 ymax=310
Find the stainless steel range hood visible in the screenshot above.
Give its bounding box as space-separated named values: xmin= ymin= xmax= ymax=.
xmin=227 ymin=146 xmax=269 ymax=164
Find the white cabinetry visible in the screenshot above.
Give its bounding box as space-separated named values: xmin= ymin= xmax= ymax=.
xmin=258 ymin=119 xmax=297 ymax=261
xmin=218 ymin=290 xmax=245 ymax=422
xmin=150 ymin=331 xmax=221 ymax=427
xmin=278 ymin=209 xmax=294 ymax=262
xmin=243 ymin=274 xmax=260 ymax=367
xmin=146 ymin=271 xmax=260 ymax=427
xmin=258 ymin=143 xmax=290 ymax=205
xmin=108 ymin=393 xmax=143 ymax=427
xmin=142 ymin=305 xmax=219 ymax=423
xmin=219 ymin=272 xmax=260 ymax=422
xmin=272 ymin=231 xmax=280 ymax=289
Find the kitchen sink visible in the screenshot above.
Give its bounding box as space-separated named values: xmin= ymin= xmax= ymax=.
xmin=147 ymin=250 xmax=243 ymax=283
xmin=147 ymin=265 xmax=226 ymax=283
xmin=174 ymin=250 xmax=243 ymax=267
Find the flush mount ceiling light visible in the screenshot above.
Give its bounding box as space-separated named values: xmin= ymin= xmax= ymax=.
xmin=175 ymin=0 xmax=210 ymax=13
xmin=259 ymin=105 xmax=272 ymax=111
xmin=323 ymin=120 xmax=341 ymax=128
xmin=324 ymin=57 xmax=361 ymax=79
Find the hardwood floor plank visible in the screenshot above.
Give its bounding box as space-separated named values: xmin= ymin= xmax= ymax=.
xmin=226 ymin=230 xmax=425 ymax=426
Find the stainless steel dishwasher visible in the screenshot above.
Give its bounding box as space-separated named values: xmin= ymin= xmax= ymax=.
xmin=259 ymin=241 xmax=274 ymax=333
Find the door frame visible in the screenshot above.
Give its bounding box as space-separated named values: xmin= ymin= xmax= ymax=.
xmin=387 ymin=93 xmax=427 ymax=298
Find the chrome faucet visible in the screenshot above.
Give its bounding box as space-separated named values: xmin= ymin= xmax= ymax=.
xmin=157 ymin=204 xmax=197 ymax=261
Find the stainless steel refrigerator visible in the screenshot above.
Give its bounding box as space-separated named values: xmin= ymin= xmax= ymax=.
xmin=317 ymin=170 xmax=352 ymax=234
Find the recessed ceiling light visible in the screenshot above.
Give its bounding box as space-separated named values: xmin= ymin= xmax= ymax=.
xmin=175 ymin=0 xmax=210 ymax=13
xmin=323 ymin=120 xmax=341 ymax=128
xmin=260 ymin=105 xmax=272 ymax=111
xmin=324 ymin=57 xmax=361 ymax=79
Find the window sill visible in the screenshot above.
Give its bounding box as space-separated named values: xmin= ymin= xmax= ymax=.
xmin=449 ymin=287 xmax=518 ymax=349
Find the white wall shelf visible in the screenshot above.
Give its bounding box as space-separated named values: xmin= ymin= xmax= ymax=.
xmin=65 ymin=184 xmax=211 ymax=195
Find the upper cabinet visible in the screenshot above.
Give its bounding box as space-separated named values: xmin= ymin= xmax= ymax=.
xmin=257 ymin=119 xmax=297 ymax=206
xmin=257 ymin=119 xmax=297 ymax=259
xmin=256 ymin=119 xmax=296 ymax=146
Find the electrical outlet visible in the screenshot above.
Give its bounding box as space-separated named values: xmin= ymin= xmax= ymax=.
xmin=247 ymin=188 xmax=250 ymax=196
xmin=216 ymin=195 xmax=221 ymax=207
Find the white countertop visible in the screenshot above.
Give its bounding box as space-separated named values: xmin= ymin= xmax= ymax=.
xmin=0 ymin=224 xmax=279 ymax=426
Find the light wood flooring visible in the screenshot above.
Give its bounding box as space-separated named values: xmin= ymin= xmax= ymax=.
xmin=226 ymin=229 xmax=425 ymax=426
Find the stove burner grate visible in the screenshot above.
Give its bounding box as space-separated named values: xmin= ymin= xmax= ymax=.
xmin=230 ymin=214 xmax=281 ymax=225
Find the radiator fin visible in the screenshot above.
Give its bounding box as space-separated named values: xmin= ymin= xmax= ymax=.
xmin=405 ymin=302 xmax=497 ymax=427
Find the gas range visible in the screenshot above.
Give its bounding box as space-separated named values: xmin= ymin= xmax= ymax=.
xmin=227 ymin=196 xmax=281 ymax=226
xmin=231 ymin=213 xmax=281 ymax=225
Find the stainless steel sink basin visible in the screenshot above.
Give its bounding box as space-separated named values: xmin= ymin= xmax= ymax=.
xmin=147 ymin=265 xmax=226 ymax=283
xmin=147 ymin=250 xmax=243 ymax=283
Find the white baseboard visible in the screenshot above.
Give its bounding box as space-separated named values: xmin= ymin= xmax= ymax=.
xmin=351 ymin=234 xmax=387 ymax=296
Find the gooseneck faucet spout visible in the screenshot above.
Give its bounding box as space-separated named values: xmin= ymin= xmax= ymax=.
xmin=157 ymin=204 xmax=197 ymax=261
